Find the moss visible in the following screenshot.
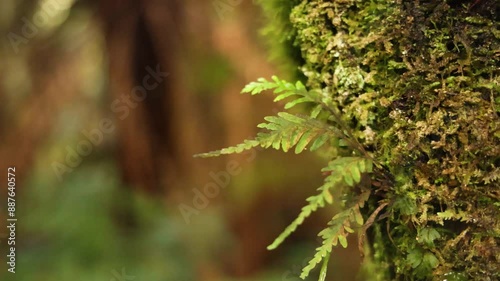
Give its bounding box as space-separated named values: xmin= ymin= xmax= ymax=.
xmin=260 ymin=0 xmax=499 ymax=279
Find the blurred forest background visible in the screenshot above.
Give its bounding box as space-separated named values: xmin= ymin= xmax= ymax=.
xmin=0 ymin=0 xmax=362 ymax=280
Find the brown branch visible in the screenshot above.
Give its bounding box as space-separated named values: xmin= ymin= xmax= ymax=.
xmin=358 ymin=201 xmax=389 ymax=258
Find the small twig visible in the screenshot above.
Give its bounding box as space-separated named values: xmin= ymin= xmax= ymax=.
xmin=358 ymin=202 xmax=389 ymax=257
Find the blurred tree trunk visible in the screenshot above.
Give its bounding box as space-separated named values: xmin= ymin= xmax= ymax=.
xmin=98 ymin=0 xmax=207 ymax=194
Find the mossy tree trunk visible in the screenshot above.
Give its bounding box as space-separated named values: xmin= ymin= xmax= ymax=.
xmin=259 ymin=0 xmax=499 ymax=280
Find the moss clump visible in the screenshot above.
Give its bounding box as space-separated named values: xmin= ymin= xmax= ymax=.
xmin=260 ymin=0 xmax=499 ymax=279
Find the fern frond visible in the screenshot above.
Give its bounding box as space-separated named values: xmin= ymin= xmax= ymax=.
xmin=194 ymin=139 xmax=260 ymax=158
xmin=322 ymin=157 xmax=373 ymax=187
xmin=300 ymin=232 xmax=334 ymax=280
xmin=267 ymin=157 xmax=373 ymax=250
xmin=196 ymin=75 xmax=379 ymax=281
xmin=242 ymin=76 xmax=316 ymax=110
xmin=240 ymin=76 xmax=287 ymax=95
xmin=300 ymin=192 xmax=371 ymax=280
xmin=196 ymin=112 xmax=337 ymax=158
xmin=267 ymin=194 xmax=326 ymax=250
xmin=240 ymin=76 xmax=373 ymax=159
xmin=260 ymin=112 xmax=338 ymax=153
xmin=300 ymin=209 xmax=352 ymax=279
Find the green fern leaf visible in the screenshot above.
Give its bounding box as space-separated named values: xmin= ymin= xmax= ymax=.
xmin=241 ymin=77 xmax=277 ymax=95
xmin=310 ymin=104 xmax=323 ymax=118
xmin=267 ymin=194 xmax=326 ymax=250
xmin=274 ymin=90 xmax=299 ymax=102
xmin=338 ymin=235 xmax=348 ymax=248
xmin=344 ymin=172 xmax=355 ymax=187
xmin=350 ymin=164 xmax=362 ymax=184
xmin=259 ymin=113 xmax=335 ymax=154
xmin=322 ymin=189 xmax=333 ymax=204
xmin=300 ymin=235 xmax=333 ymax=279
xmin=295 ymin=130 xmax=315 ymax=154
xmin=285 ymin=96 xmax=314 ymax=109
xmin=322 ymin=157 xmax=371 ymax=186
xmin=353 ymin=205 xmax=364 ymax=225
xmin=299 ymin=193 xmax=371 ymax=280
xmin=268 ymin=157 xmax=372 ymax=252
xmin=194 ymin=139 xmax=260 ymax=158
xmin=310 ymin=134 xmax=329 ymax=151
xmin=277 ymin=112 xmax=304 ymax=123
xmin=418 ymin=227 xmax=441 ymax=247
xmin=242 ymin=76 xmax=320 ymax=111
xmin=300 ymin=211 xmax=349 ymax=279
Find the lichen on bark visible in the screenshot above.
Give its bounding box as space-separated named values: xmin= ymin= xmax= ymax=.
xmin=259 ymin=0 xmax=499 ymax=280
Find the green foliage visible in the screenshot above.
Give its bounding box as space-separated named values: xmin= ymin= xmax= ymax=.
xmin=242 ymin=76 xmax=328 ymax=116
xmin=407 ymin=248 xmax=439 ymax=279
xmin=417 ymin=228 xmax=441 ymax=248
xmin=243 ymin=76 xmax=312 ymax=109
xmin=196 ymin=112 xmax=333 ymax=157
xmin=267 ymin=157 xmax=372 ymax=251
xmin=198 ymin=76 xmax=377 ymax=280
xmin=300 ymin=191 xmax=370 ymax=279
xmin=196 ymin=75 xmax=367 ymax=159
